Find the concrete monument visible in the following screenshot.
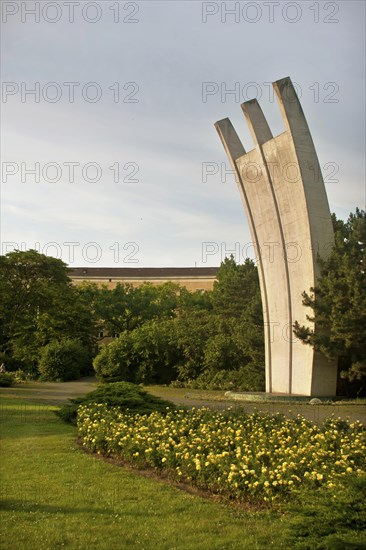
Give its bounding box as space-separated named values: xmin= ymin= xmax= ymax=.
xmin=215 ymin=77 xmax=337 ymax=396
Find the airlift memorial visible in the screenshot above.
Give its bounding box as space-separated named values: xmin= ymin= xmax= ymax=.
xmin=215 ymin=77 xmax=337 ymax=397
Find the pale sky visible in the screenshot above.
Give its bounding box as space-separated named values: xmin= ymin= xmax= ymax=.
xmin=1 ymin=0 xmax=365 ymax=267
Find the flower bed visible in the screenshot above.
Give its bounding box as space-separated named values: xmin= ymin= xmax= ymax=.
xmin=77 ymin=404 xmax=366 ymax=502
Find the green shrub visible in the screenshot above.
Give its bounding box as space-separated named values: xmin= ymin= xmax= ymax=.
xmin=93 ymin=321 xmax=180 ymax=385
xmin=56 ymin=381 xmax=176 ymax=425
xmin=93 ymin=335 xmax=134 ymax=383
xmin=38 ymin=339 xmax=89 ymax=381
xmin=184 ymin=363 xmax=264 ymax=392
xmin=0 ymin=352 xmax=24 ymax=372
xmin=0 ymin=373 xmax=16 ymax=387
xmin=12 ymin=370 xmax=28 ymax=383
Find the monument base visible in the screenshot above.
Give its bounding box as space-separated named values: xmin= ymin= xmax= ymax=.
xmin=224 ymin=391 xmax=337 ymax=403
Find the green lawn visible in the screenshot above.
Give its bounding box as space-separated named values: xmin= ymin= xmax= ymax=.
xmin=0 ymin=396 xmax=283 ymax=550
xmin=1 ymin=389 xmax=365 ymax=550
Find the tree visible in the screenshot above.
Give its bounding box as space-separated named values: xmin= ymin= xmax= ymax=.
xmin=78 ymin=281 xmax=185 ymax=336
xmin=164 ymin=259 xmax=264 ymax=387
xmin=211 ymin=256 xmax=262 ymax=321
xmin=174 ymin=310 xmax=218 ymax=381
xmin=0 ymin=249 xmax=69 ymax=349
xmin=38 ymin=338 xmax=87 ymax=381
xmin=93 ymin=319 xmax=180 ymax=385
xmin=294 ymin=209 xmax=366 ymax=396
xmin=91 ymin=256 xmax=265 ymax=390
xmin=0 ymin=250 xmax=96 ymax=373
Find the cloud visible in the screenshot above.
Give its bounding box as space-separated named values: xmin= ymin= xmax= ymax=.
xmin=1 ymin=1 xmax=365 ymax=267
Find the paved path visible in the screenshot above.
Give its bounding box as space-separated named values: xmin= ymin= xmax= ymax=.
xmin=147 ymin=387 xmax=366 ymax=424
xmin=1 ymin=378 xmax=365 ymax=423
xmin=0 ymin=377 xmax=98 ymax=405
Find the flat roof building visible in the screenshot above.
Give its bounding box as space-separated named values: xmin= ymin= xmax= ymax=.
xmin=69 ymin=267 xmax=219 ymax=292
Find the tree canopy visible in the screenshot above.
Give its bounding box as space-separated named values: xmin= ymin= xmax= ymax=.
xmin=94 ymin=256 xmax=265 ymax=391
xmin=294 ymin=209 xmax=366 ymax=395
xmin=0 ymin=250 xmax=95 ymax=374
xmin=2 ymin=209 xmax=364 ymax=397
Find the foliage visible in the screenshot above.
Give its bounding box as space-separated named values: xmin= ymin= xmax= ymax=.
xmin=283 ymin=474 xmax=366 ymax=548
xmin=38 ymin=338 xmax=89 ymax=381
xmin=77 ymin=280 xmax=192 ymax=335
xmin=93 ymin=320 xmax=181 ymax=384
xmin=11 ymin=370 xmax=28 ymax=383
xmin=212 ymin=257 xmax=262 ymax=322
xmin=203 ymin=318 xmax=264 ymax=384
xmin=92 ymin=257 xmax=265 ymax=391
xmin=0 ymin=250 xmax=96 ymax=374
xmin=0 ymin=351 xmax=24 ymax=372
xmin=78 ymin=405 xmax=366 ymax=503
xmin=56 ymin=381 xmax=175 ymax=425
xmin=174 ymin=257 xmax=264 ymax=388
xmin=173 ymin=310 xmax=218 ymax=381
xmin=294 ymin=209 xmax=366 ymax=396
xmin=174 ymin=314 xmax=264 ymax=390
xmin=0 ymin=373 xmax=16 ymax=387
xmin=1 ymin=249 xmax=265 ymax=389
xmin=186 ymin=363 xmax=264 ymax=392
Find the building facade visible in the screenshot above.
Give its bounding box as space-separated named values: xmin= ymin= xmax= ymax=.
xmin=69 ymin=267 xmax=219 ymax=292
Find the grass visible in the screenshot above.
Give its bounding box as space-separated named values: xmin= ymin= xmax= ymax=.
xmin=0 ymin=395 xmax=283 ymax=549
xmin=1 ymin=385 xmax=365 ymax=549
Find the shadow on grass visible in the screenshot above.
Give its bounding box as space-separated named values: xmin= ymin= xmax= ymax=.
xmin=0 ymin=498 xmax=112 ymax=515
xmin=1 ymin=497 xmax=170 ymax=518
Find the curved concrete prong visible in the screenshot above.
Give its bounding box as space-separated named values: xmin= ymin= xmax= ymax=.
xmin=273 ymin=77 xmax=312 ymax=145
xmin=214 ymin=118 xmax=246 ymax=163
xmin=241 ymin=99 xmax=273 ymax=146
xmin=214 ymin=120 xmax=272 ymax=393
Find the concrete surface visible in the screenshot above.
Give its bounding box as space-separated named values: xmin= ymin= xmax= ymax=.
xmin=215 ymin=76 xmax=337 ymax=397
